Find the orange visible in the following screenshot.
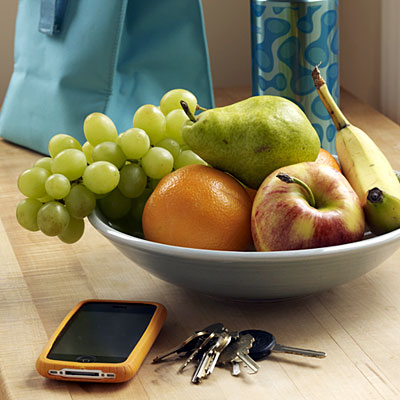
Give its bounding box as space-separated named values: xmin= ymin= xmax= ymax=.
xmin=315 ymin=148 xmax=341 ymax=172
xmin=142 ymin=164 xmax=253 ymax=251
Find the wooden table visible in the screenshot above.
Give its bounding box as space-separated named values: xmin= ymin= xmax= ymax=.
xmin=1 ymin=88 xmax=400 ymax=400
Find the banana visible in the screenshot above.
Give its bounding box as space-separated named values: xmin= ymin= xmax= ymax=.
xmin=364 ymin=188 xmax=400 ymax=235
xmin=312 ymin=66 xmax=400 ymax=234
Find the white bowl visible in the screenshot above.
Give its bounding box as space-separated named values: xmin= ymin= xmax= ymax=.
xmin=88 ymin=209 xmax=400 ymax=300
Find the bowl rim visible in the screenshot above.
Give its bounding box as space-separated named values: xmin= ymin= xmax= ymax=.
xmin=88 ymin=208 xmax=400 ymax=261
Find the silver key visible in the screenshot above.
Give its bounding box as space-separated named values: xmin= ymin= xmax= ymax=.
xmin=205 ymin=332 xmax=232 ymax=376
xmin=191 ymin=342 xmax=216 ymax=384
xmin=152 ymin=333 xmax=204 ymax=364
xmin=236 ymin=350 xmax=260 ymax=374
xmin=218 ymin=333 xmax=260 ymax=374
xmin=179 ymin=324 xmax=227 ymax=372
xmin=241 ymin=329 xmax=327 ymax=360
xmin=230 ymin=360 xmax=241 ymax=376
xmin=272 ymin=343 xmax=327 ymax=358
xmin=152 ymin=322 xmax=224 ymax=363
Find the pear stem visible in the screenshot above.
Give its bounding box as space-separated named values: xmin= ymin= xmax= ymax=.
xmin=312 ymin=65 xmax=350 ymax=130
xmin=180 ymin=100 xmax=197 ymax=122
xmin=277 ymin=173 xmax=316 ymax=208
xmin=196 ymin=104 xmax=208 ymax=112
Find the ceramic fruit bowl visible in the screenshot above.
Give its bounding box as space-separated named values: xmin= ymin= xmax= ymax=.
xmin=88 ymin=208 xmax=400 ymax=300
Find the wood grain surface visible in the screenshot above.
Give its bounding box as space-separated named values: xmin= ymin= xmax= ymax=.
xmin=0 ymin=88 xmax=400 ymax=400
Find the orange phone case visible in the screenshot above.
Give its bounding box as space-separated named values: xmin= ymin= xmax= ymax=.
xmin=36 ymin=299 xmax=167 ymax=383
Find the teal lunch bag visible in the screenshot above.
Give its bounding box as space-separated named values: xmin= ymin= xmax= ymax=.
xmin=0 ymin=0 xmax=214 ymax=155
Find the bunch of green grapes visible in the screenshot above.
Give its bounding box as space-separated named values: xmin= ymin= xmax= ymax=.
xmin=16 ymin=88 xmax=207 ymax=243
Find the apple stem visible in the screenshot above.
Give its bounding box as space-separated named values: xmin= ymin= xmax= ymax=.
xmin=277 ymin=173 xmax=316 ymax=208
xmin=180 ymin=100 xmax=197 ymax=122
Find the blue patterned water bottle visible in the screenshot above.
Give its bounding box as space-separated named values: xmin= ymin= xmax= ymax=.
xmin=251 ymin=0 xmax=339 ymax=154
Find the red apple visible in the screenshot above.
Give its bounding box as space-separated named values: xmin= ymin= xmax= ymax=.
xmin=251 ymin=162 xmax=365 ymax=251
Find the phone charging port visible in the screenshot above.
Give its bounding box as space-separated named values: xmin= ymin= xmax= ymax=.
xmin=51 ymin=368 xmax=115 ymax=379
xmin=65 ymin=370 xmax=100 ymax=377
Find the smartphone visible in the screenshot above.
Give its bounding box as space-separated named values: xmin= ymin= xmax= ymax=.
xmin=36 ymin=299 xmax=167 ymax=383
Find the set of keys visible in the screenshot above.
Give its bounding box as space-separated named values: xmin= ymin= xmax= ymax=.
xmin=152 ymin=323 xmax=327 ymax=384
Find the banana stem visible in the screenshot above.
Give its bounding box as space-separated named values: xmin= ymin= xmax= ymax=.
xmin=277 ymin=173 xmax=316 ymax=208
xmin=312 ymin=66 xmax=350 ymax=130
xmin=367 ymin=187 xmax=384 ymax=203
xmin=180 ymin=100 xmax=197 ymax=122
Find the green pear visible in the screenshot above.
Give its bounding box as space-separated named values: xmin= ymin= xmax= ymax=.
xmin=181 ymin=96 xmax=321 ymax=189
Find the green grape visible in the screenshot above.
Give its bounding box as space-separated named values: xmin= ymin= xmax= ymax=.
xmin=38 ymin=194 xmax=54 ymax=203
xmin=98 ymin=188 xmax=132 ymax=220
xmin=180 ymin=144 xmax=191 ymax=151
xmin=58 ymin=217 xmax=85 ymax=244
xmin=37 ymin=201 xmax=70 ymax=236
xmin=45 ymin=174 xmax=71 ymax=199
xmin=92 ymin=141 xmax=126 ymax=169
xmin=131 ymin=188 xmax=152 ymax=221
xmin=84 ymin=112 xmax=118 ymax=146
xmin=160 ymin=89 xmax=197 ymax=116
xmin=34 ymin=157 xmax=53 ymax=172
xmin=118 ymin=163 xmax=147 ymax=198
xmin=64 ymin=183 xmax=96 ymax=219
xmin=82 ymin=141 xmax=94 ymax=164
xmin=16 ymin=198 xmax=43 ymax=231
xmin=17 ymin=167 xmax=51 ymax=199
xmin=120 ymin=128 xmax=150 ymax=160
xmin=141 ymin=147 xmax=174 ymax=179
xmin=165 ymin=109 xmax=189 ymax=145
xmin=174 ymin=150 xmax=207 ymax=170
xmin=116 ymin=132 xmax=125 ymax=146
xmin=51 ymin=149 xmax=87 ymax=181
xmin=156 ymin=137 xmax=181 ymax=159
xmin=132 ymin=105 xmax=166 ymax=145
xmin=48 ymin=134 xmax=82 ymax=158
xmin=82 ymin=161 xmax=120 ymax=194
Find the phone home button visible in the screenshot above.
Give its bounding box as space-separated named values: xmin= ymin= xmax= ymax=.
xmin=76 ymin=355 xmax=97 ymax=363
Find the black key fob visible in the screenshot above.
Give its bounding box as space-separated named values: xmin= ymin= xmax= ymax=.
xmin=240 ymin=329 xmax=276 ymax=361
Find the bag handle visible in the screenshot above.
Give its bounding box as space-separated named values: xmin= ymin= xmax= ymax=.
xmin=39 ymin=0 xmax=68 ymax=35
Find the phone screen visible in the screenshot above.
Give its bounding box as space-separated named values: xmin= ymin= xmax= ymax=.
xmin=47 ymin=302 xmax=157 ymax=363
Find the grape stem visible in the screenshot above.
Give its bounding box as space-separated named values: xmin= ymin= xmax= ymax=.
xmin=180 ymin=101 xmax=197 ymax=122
